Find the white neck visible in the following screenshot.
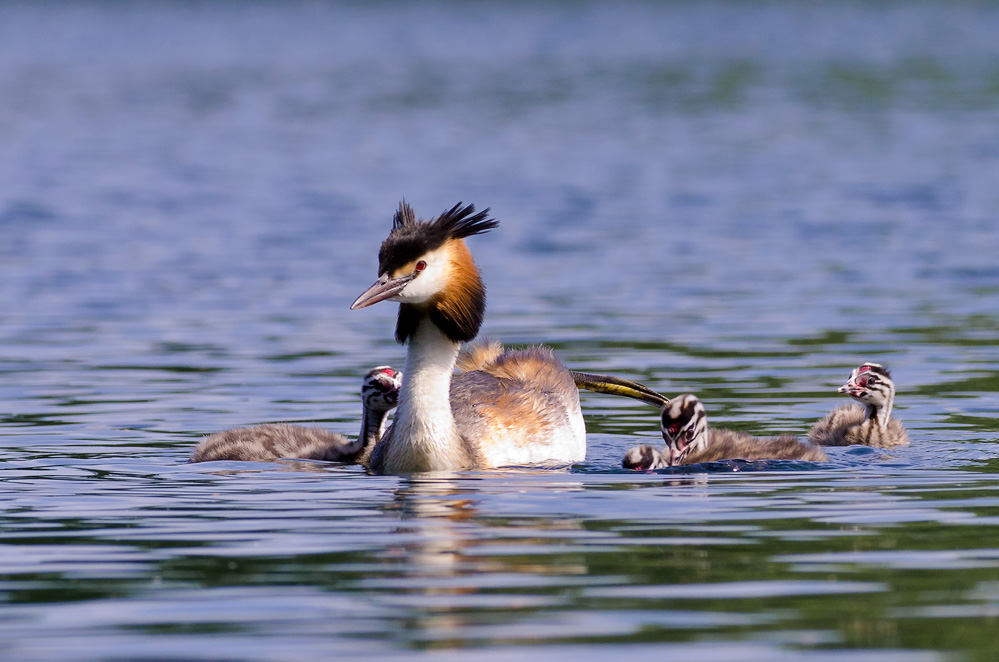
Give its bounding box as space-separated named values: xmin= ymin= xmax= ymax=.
xmin=384 ymin=315 xmax=463 ymax=472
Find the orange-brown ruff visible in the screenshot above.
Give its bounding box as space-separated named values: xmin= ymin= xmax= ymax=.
xmin=623 ymin=393 xmax=828 ymax=470
xmin=808 ymin=362 xmax=909 ymax=448
xmin=350 ymin=202 xmax=586 ymax=474
xmin=190 ymin=366 xmax=401 ymax=463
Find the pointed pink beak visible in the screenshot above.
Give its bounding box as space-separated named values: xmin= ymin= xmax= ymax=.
xmin=350 ymin=273 xmax=415 ymax=310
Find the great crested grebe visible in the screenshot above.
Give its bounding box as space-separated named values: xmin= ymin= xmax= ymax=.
xmin=190 ymin=366 xmax=402 ymax=463
xmin=808 ymin=362 xmax=909 ymax=448
xmin=623 ymin=393 xmax=828 ymax=470
xmin=349 ymin=201 xmax=595 ymax=473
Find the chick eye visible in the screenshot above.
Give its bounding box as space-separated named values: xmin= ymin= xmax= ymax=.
xmin=415 ymin=260 xmax=427 ymax=272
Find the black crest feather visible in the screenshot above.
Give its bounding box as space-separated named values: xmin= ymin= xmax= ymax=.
xmin=392 ymin=199 xmax=417 ymax=229
xmin=432 ymin=202 xmax=499 ymax=240
xmin=378 ymin=201 xmax=498 ymax=275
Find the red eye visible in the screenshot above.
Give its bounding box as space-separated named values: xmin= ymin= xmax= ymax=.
xmin=415 ymin=260 xmax=427 ymax=272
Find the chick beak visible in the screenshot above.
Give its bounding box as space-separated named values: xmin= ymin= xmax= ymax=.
xmin=668 ymin=431 xmax=690 ymax=466
xmin=838 ymin=380 xmax=867 ymax=397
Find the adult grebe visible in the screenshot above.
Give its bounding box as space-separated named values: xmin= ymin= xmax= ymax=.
xmin=350 ymin=201 xmax=589 ymax=473
xmin=808 ymin=362 xmax=909 ymax=448
xmin=623 ymin=393 xmax=828 ymax=470
xmin=190 ymin=366 xmax=401 ymax=463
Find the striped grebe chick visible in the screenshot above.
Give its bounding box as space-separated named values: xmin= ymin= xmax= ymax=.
xmin=623 ymin=393 xmax=828 ymax=470
xmin=350 ymin=201 xmax=588 ymax=473
xmin=807 ymin=362 xmax=909 ymax=448
xmin=190 ymin=366 xmax=401 ymax=463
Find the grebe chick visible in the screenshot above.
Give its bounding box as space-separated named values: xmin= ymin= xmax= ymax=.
xmin=190 ymin=366 xmax=402 ymax=463
xmin=807 ymin=362 xmax=909 ymax=448
xmin=623 ymin=393 xmax=828 ymax=470
xmin=350 ymin=201 xmax=587 ymax=473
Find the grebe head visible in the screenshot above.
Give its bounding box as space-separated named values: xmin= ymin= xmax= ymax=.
xmin=350 ymin=201 xmax=498 ymax=343
xmin=660 ymin=394 xmax=708 ymax=466
xmin=838 ymin=362 xmax=894 ymax=409
xmin=361 ymin=366 xmax=403 ymax=412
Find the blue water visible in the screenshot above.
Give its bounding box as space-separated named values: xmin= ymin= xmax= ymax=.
xmin=2 ymin=2 xmax=999 ymax=660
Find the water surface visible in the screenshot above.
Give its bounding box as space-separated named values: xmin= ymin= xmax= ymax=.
xmin=1 ymin=2 xmax=999 ymax=660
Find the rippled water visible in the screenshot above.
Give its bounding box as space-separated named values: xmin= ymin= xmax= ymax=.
xmin=2 ymin=2 xmax=999 ymax=660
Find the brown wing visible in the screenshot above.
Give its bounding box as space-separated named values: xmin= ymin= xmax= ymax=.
xmin=450 ymin=346 xmax=582 ymax=460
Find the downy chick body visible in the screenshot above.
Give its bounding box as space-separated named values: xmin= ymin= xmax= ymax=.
xmin=624 ymin=394 xmax=828 ymax=470
xmin=191 ymin=366 xmax=401 ymax=463
xmin=808 ymin=362 xmax=909 ymax=448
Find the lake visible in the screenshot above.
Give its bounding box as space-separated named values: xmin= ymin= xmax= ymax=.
xmin=1 ymin=1 xmax=998 ymax=660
